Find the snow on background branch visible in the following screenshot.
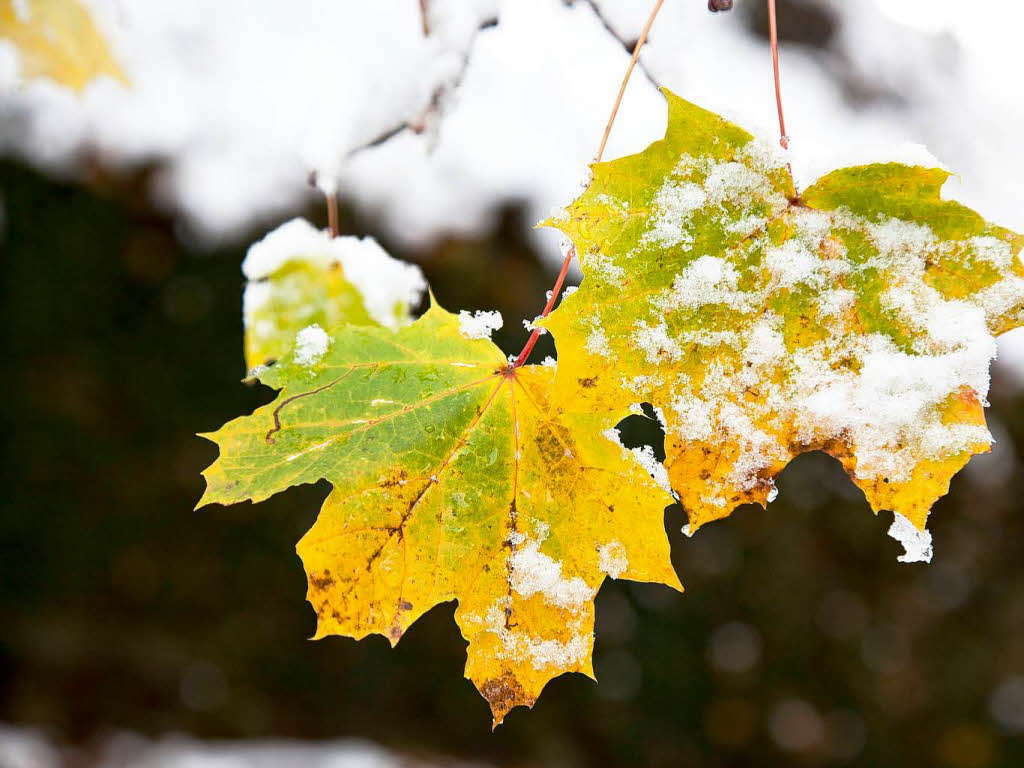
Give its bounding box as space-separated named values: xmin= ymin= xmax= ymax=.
xmin=3 ymin=0 xmax=1024 ymax=370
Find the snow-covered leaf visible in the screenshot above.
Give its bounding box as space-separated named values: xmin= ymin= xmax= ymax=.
xmin=242 ymin=219 xmax=426 ymax=370
xmin=542 ymin=91 xmax=1024 ymax=558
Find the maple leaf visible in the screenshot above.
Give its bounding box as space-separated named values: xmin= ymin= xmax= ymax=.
xmin=0 ymin=0 xmax=126 ymax=91
xmin=242 ymin=219 xmax=426 ymax=371
xmin=198 ymin=302 xmax=679 ymax=725
xmin=542 ymin=90 xmax=1024 ymax=560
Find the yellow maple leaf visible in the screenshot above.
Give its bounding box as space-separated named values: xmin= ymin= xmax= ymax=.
xmin=1 ymin=0 xmax=126 ymax=91
xmin=199 ymin=302 xmax=679 ymax=724
xmin=542 ymin=91 xmax=1024 ymax=560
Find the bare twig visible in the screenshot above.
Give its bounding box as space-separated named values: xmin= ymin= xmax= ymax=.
xmin=594 ymin=0 xmax=665 ymax=163
xmin=767 ymin=0 xmax=789 ymax=149
xmin=419 ymin=0 xmax=430 ymax=36
xmin=344 ymin=16 xmax=497 ymax=162
xmin=348 ymin=4 xmax=666 ymax=167
xmin=579 ymin=0 xmax=662 ymax=94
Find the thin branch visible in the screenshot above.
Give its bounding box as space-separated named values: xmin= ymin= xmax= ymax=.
xmin=349 ymin=4 xmax=664 ymax=166
xmin=344 ymin=16 xmax=497 ymax=162
xmin=419 ymin=0 xmax=430 ymax=36
xmin=579 ymin=0 xmax=662 ymax=94
xmin=594 ymin=0 xmax=665 ymax=163
xmin=349 ymin=122 xmax=413 ymax=158
xmin=767 ymin=0 xmax=789 ymax=149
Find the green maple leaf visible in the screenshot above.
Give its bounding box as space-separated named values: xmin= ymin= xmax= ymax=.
xmin=542 ymin=90 xmax=1024 ymax=560
xmin=199 ymin=302 xmax=678 ymax=725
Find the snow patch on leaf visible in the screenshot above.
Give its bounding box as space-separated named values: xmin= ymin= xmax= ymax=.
xmin=545 ymin=92 xmax=1024 ymax=540
xmin=243 ymin=218 xmax=426 ymax=330
xmin=293 ymin=324 xmax=329 ymax=367
xmin=509 ymin=525 xmax=593 ymax=611
xmin=458 ymin=309 xmax=503 ymax=340
xmin=474 ymin=598 xmax=590 ymax=671
xmin=597 ymin=541 xmax=628 ymax=579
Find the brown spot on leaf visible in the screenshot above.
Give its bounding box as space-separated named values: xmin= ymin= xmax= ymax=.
xmin=481 ymin=674 xmax=534 ymax=726
xmin=309 ymin=570 xmax=335 ymax=591
xmin=379 ymin=469 xmax=408 ymax=488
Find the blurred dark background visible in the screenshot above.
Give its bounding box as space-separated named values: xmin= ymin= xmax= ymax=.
xmin=4 ymin=152 xmax=1024 ymax=768
xmin=3 ymin=3 xmax=1024 ymax=765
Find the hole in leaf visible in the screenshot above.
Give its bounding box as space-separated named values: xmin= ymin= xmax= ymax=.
xmin=613 ymin=402 xmax=666 ymax=463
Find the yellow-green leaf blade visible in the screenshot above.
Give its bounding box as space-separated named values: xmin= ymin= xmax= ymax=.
xmin=542 ymin=90 xmax=1024 ymax=560
xmin=201 ymin=302 xmax=678 ymax=725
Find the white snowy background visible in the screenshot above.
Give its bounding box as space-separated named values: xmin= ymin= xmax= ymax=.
xmin=4 ymin=0 xmax=1024 ymax=372
xmin=3 ymin=1 xmax=1024 ymax=763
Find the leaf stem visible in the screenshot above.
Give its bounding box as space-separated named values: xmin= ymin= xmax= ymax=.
xmin=419 ymin=0 xmax=430 ymax=36
xmin=767 ymin=0 xmax=789 ymax=150
xmin=514 ymin=0 xmax=665 ymax=369
xmin=309 ymin=171 xmax=341 ymax=238
xmin=594 ymin=0 xmax=665 ymax=164
xmin=326 ymin=190 xmax=339 ymax=238
xmin=512 ymin=244 xmax=575 ymax=369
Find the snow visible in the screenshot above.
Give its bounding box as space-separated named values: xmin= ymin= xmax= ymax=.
xmin=293 ymin=324 xmax=329 ymax=367
xmin=887 ymin=512 xmax=934 ymax=563
xmin=632 ymin=320 xmax=684 ymax=363
xmin=584 ymin=319 xmax=613 ymax=358
xmin=0 ymin=725 xmax=484 ymax=768
xmin=469 ymin=596 xmax=590 ymax=671
xmin=602 ymin=425 xmax=673 ymax=495
xmin=458 ymin=309 xmax=503 ymax=340
xmin=1 ymin=0 xmax=1023 ymax=276
xmin=597 ymin=540 xmax=628 ymax=579
xmin=242 ymin=218 xmax=427 ymax=331
xmin=588 ymin=128 xmax=1014 ymax=529
xmin=453 ymin=520 xmax=601 ymax=671
xmin=509 ymin=526 xmax=593 ymax=611
xmin=670 ymin=394 xmax=714 ymax=442
xmin=585 ymin=252 xmax=626 ymax=282
xmin=0 ymin=0 xmax=499 ymax=240
xmin=764 ymin=240 xmax=822 ymax=289
xmin=522 ymin=318 xmax=546 ymax=334
xmin=654 ymin=256 xmax=743 ymax=312
xmin=0 ymin=724 xmax=58 ymax=768
xmin=641 ymin=181 xmax=704 ymax=248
